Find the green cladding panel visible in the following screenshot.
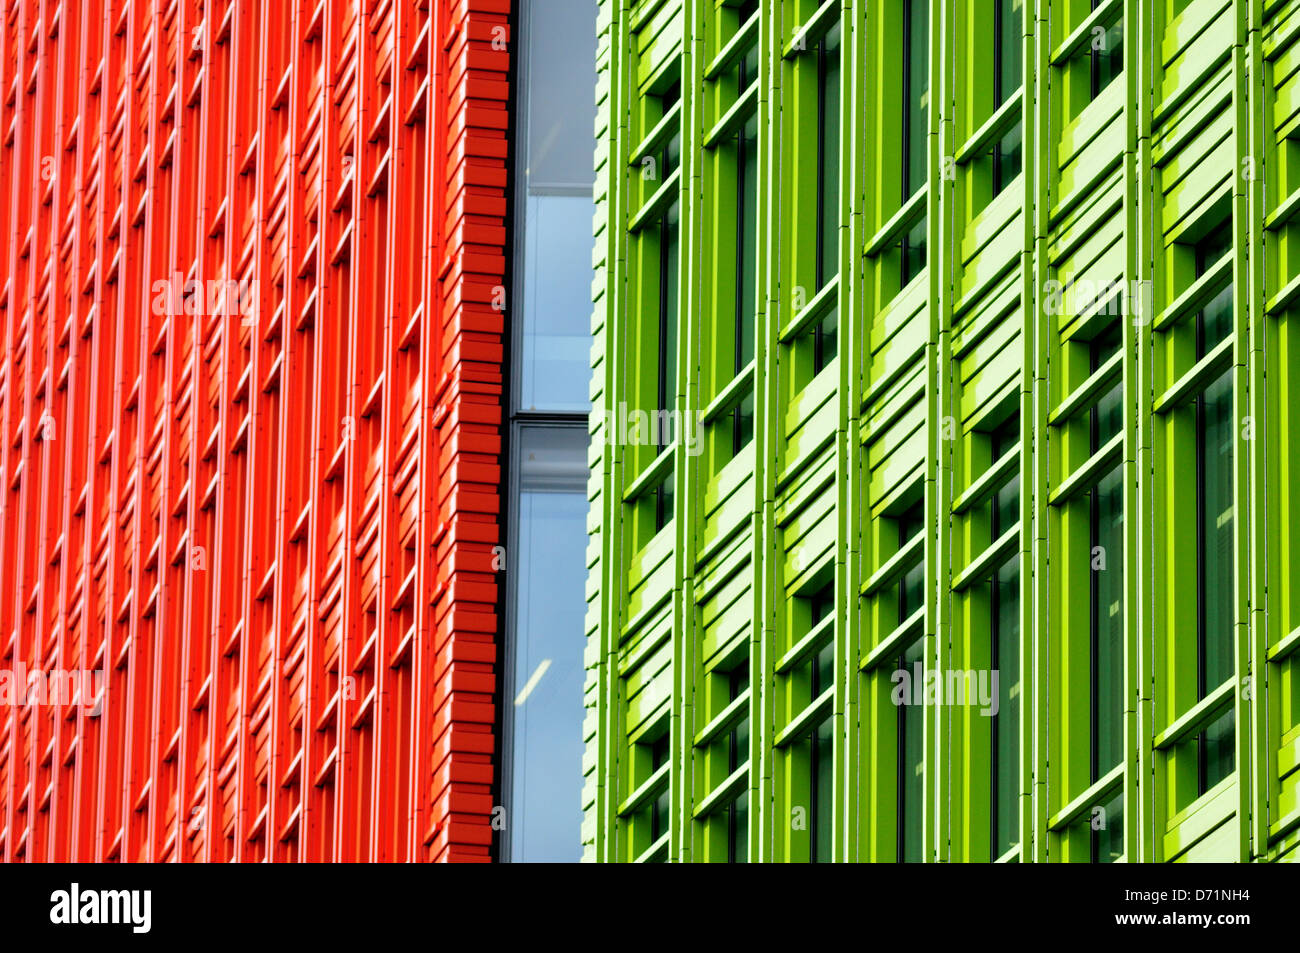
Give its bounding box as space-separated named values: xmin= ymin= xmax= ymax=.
xmin=583 ymin=0 xmax=1300 ymax=862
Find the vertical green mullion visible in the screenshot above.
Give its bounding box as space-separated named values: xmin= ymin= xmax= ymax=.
xmin=676 ymin=0 xmax=704 ymax=864
xmin=597 ymin=0 xmax=634 ymax=864
xmin=831 ymin=2 xmax=853 ymax=864
xmin=856 ymin=0 xmax=882 ymax=864
xmin=1132 ymin=0 xmax=1155 ymax=864
xmin=743 ymin=0 xmax=772 ymax=868
xmin=1227 ymin=0 xmax=1248 ymax=863
xmin=1030 ymin=0 xmax=1046 ymax=864
xmin=927 ymin=0 xmax=949 ymax=865
xmin=1021 ymin=0 xmax=1043 ymax=865
xmin=756 ymin=0 xmax=782 ymax=864
xmin=843 ymin=0 xmax=867 ymax=864
xmin=1122 ymin=0 xmax=1145 ymax=866
xmin=1246 ymin=0 xmax=1271 ymax=862
xmin=1230 ymin=0 xmax=1253 ymax=864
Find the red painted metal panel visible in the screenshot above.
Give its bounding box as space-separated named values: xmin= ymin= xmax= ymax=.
xmin=0 ymin=0 xmax=509 ymax=862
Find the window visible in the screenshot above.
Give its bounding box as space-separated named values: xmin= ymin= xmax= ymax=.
xmin=626 ymin=72 xmax=684 ymax=544
xmin=902 ymin=0 xmax=928 ymax=201
xmin=898 ymin=0 xmax=929 ymax=287
xmin=1046 ymin=318 xmax=1126 ymax=862
xmin=515 ymin=0 xmax=596 ymax=412
xmin=811 ymin=24 xmax=841 ymax=373
xmin=649 ymin=734 xmax=671 ymax=847
xmin=725 ymin=663 xmax=751 ymax=863
xmin=991 ymin=0 xmax=1023 ymax=197
xmin=501 ymin=0 xmax=596 ymax=862
xmin=1089 ymin=2 xmax=1123 ymax=99
xmin=988 ymin=416 xmax=1021 ymax=860
xmin=898 ymin=502 xmax=925 ymax=623
xmin=702 ymin=1 xmax=760 ymax=464
xmin=901 ymin=217 xmax=927 ymax=290
xmin=1091 ymin=791 xmax=1124 ymax=864
xmin=731 ymin=109 xmax=758 ymax=456
xmin=1088 ymin=326 xmax=1124 ymax=804
xmin=504 ymin=428 xmax=589 ymax=863
xmin=991 ymin=416 xmax=1021 ymax=538
xmin=651 ymin=471 xmax=675 ymax=533
xmin=655 ymin=88 xmax=682 ymax=448
xmin=1057 ymin=2 xmax=1122 ymax=120
xmin=780 ymin=9 xmax=841 ymax=397
xmin=1051 ymin=1 xmax=1123 ymax=123
xmin=1194 ymin=226 xmax=1234 ymax=796
xmin=893 ymin=501 xmax=926 ymax=862
xmin=896 ymin=636 xmax=925 ymax=862
xmin=807 ymin=585 xmax=835 ymax=863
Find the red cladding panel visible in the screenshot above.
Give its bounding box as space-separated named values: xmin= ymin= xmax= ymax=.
xmin=0 ymin=0 xmax=510 ymax=862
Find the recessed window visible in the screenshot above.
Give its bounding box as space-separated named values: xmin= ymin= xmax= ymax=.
xmin=651 ymin=472 xmax=675 ymax=533
xmin=896 ymin=636 xmax=925 ymax=862
xmin=901 ymin=216 xmax=927 ymax=289
xmin=988 ymin=414 xmax=1021 ymax=859
xmin=649 ymin=734 xmax=671 ymax=845
xmin=990 ymin=551 xmax=1020 ymax=859
xmin=804 ymin=583 xmax=835 ymax=862
xmin=1090 ymin=790 xmax=1124 ymax=863
xmin=991 ymin=0 xmax=1023 ymax=197
xmin=1193 ymin=226 xmax=1235 ymax=795
xmin=816 ymin=25 xmax=841 ymax=291
xmin=992 ymin=416 xmax=1021 ymax=537
xmin=656 ymin=198 xmax=681 ymax=445
xmin=898 ymin=502 xmax=925 ymax=622
xmin=1089 ymin=4 xmax=1123 ymax=99
xmin=902 ymin=0 xmax=928 ymax=200
xmin=803 ymin=23 xmax=842 ymax=375
xmin=516 ymin=0 xmax=597 ymax=412
xmin=1088 ymin=326 xmax=1124 ymax=796
xmin=726 ymin=663 xmax=750 ymax=863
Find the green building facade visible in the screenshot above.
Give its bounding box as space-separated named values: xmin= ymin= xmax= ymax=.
xmin=583 ymin=0 xmax=1300 ymax=862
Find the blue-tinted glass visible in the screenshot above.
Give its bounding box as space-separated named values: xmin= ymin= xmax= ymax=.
xmin=507 ymin=427 xmax=589 ymax=861
xmin=517 ymin=0 xmax=596 ymax=414
xmin=520 ymin=195 xmax=595 ymax=412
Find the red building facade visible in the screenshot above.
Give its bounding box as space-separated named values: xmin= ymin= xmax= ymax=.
xmin=0 ymin=0 xmax=510 ymax=862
